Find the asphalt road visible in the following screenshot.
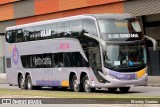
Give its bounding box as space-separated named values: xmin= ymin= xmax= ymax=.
xmin=0 ymin=84 xmax=160 ymax=107
xmin=0 ymin=83 xmax=160 ymax=97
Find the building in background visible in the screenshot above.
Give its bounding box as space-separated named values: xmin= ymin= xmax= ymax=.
xmin=0 ymin=0 xmax=160 ymax=75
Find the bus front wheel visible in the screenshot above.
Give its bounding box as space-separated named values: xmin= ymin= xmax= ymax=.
xmin=83 ymin=75 xmax=95 ymax=92
xmin=119 ymin=87 xmax=130 ymax=93
xmin=26 ymin=75 xmax=33 ymax=90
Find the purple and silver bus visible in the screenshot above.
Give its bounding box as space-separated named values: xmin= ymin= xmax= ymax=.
xmin=5 ymin=14 xmax=157 ymax=93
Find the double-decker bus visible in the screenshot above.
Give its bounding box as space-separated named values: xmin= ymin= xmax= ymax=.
xmin=5 ymin=14 xmax=157 ymax=93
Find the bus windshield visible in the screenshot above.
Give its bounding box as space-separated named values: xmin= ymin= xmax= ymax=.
xmin=98 ymin=19 xmax=143 ymax=41
xmin=104 ymin=43 xmax=147 ymax=72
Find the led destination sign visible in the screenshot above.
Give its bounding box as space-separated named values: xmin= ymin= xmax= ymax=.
xmin=106 ymin=33 xmax=140 ymax=41
xmin=108 ymin=34 xmax=139 ymax=39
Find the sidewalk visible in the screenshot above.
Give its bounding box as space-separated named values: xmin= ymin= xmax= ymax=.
xmin=148 ymin=76 xmax=160 ymax=87
xmin=0 ymin=73 xmax=160 ymax=86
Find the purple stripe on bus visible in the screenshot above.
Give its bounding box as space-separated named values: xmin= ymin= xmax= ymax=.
xmin=36 ymin=80 xmax=45 ymax=86
xmin=53 ymin=81 xmax=61 ymax=86
xmin=109 ymin=70 xmax=136 ymax=80
xmin=45 ymin=80 xmax=54 ymax=86
xmin=36 ymin=80 xmax=61 ymax=86
xmin=123 ymin=73 xmax=136 ymax=80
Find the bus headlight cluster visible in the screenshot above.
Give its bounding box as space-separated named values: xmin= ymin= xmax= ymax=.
xmin=106 ymin=74 xmax=116 ymax=79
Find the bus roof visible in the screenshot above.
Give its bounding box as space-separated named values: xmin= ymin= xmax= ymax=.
xmin=6 ymin=14 xmax=134 ymax=31
xmin=86 ymin=14 xmax=134 ymax=20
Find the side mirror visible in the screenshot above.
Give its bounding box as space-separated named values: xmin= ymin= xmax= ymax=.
xmin=145 ymin=35 xmax=157 ymax=51
xmin=84 ymin=33 xmax=107 ymax=52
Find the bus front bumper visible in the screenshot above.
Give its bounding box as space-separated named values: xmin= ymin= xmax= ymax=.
xmin=90 ymin=74 xmax=148 ymax=88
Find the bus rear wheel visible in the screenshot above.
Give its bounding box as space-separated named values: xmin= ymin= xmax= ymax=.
xmin=119 ymin=87 xmax=130 ymax=93
xmin=72 ymin=75 xmax=81 ymax=92
xmin=107 ymin=87 xmax=117 ymax=93
xmin=18 ymin=75 xmax=25 ymax=89
xmin=83 ymin=75 xmax=95 ymax=92
xmin=26 ymin=75 xmax=33 ymax=90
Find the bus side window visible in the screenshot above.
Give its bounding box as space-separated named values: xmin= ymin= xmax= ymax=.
xmin=6 ymin=58 xmax=11 ymax=68
xmin=63 ymin=53 xmax=70 ymax=67
xmin=58 ymin=53 xmax=64 ymax=67
xmin=17 ymin=29 xmax=23 ymax=42
xmin=21 ymin=55 xmax=30 ymax=68
xmin=83 ymin=19 xmax=97 ymax=36
xmin=42 ymin=54 xmax=52 ymax=68
xmin=35 ymin=25 xmax=46 ymax=40
xmin=58 ymin=22 xmax=71 ymax=37
xmin=53 ymin=53 xmax=59 ymax=67
xmin=87 ymin=38 xmax=101 ymax=71
xmin=68 ymin=53 xmax=76 ymax=67
xmin=23 ymin=27 xmax=34 ymax=41
xmin=70 ymin=20 xmax=82 ymax=37
xmin=12 ymin=30 xmax=17 ymax=43
xmin=6 ymin=31 xmax=11 ymax=43
xmin=23 ymin=29 xmax=29 ymax=42
xmin=53 ymin=23 xmax=60 ymax=38
xmin=72 ymin=52 xmax=87 ymax=67
xmin=46 ymin=24 xmax=57 ymax=39
xmin=7 ymin=30 xmax=16 ymax=43
xmin=30 ymin=56 xmax=34 ymax=68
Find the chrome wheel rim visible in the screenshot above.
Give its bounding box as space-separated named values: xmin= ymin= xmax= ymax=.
xmin=84 ymin=80 xmax=90 ymax=92
xmin=27 ymin=77 xmax=32 ymax=90
xmin=20 ymin=78 xmax=24 ymax=89
xmin=73 ymin=80 xmax=79 ymax=92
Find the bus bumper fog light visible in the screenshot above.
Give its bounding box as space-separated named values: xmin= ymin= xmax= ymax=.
xmin=91 ymin=81 xmax=95 ymax=86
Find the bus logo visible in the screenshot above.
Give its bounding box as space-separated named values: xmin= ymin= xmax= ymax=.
xmin=60 ymin=43 xmax=69 ymax=50
xmin=12 ymin=45 xmax=19 ymax=65
xmin=128 ymin=75 xmax=132 ymax=79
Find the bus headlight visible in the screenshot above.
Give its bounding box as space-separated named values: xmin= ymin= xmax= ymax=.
xmin=106 ymin=74 xmax=116 ymax=79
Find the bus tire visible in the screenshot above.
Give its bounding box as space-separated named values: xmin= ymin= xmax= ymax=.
xmin=119 ymin=87 xmax=130 ymax=93
xmin=107 ymin=87 xmax=117 ymax=93
xmin=26 ymin=75 xmax=33 ymax=90
xmin=18 ymin=75 xmax=25 ymax=89
xmin=72 ymin=75 xmax=81 ymax=92
xmin=83 ymin=75 xmax=95 ymax=92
